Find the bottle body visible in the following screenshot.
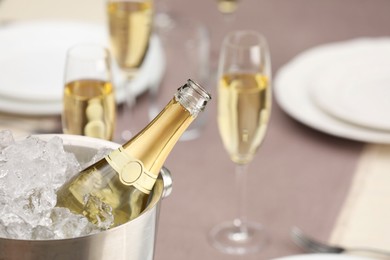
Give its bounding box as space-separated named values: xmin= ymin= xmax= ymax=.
xmin=56 ymin=79 xmax=211 ymax=228
xmin=56 ymin=159 xmax=146 ymax=228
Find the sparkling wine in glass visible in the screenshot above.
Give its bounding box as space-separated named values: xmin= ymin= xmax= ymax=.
xmin=62 ymin=44 xmax=116 ymax=141
xmin=217 ymin=0 xmax=238 ymax=14
xmin=107 ymin=0 xmax=153 ymax=139
xmin=107 ymin=0 xmax=153 ymax=78
xmin=209 ymin=30 xmax=272 ymax=255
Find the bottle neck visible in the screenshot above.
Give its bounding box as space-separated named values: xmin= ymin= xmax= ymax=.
xmin=122 ymin=98 xmax=194 ymax=175
xmin=120 ymin=79 xmax=210 ymax=176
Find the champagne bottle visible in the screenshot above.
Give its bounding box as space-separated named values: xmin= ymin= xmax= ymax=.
xmin=56 ymin=79 xmax=211 ymax=228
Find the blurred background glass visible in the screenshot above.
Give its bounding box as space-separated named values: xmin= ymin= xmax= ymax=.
xmin=217 ymin=0 xmax=238 ymax=15
xmin=62 ymin=44 xmax=116 ymax=141
xmin=106 ymin=0 xmax=154 ymax=140
xmin=149 ymin=14 xmax=210 ymax=141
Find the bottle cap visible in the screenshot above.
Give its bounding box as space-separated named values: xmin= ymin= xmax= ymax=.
xmin=175 ymin=79 xmax=211 ymax=116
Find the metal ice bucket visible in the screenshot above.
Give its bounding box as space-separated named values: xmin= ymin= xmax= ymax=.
xmin=0 ymin=134 xmax=173 ymax=260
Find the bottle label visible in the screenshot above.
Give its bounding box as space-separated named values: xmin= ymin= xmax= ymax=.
xmin=105 ymin=147 xmax=157 ymax=194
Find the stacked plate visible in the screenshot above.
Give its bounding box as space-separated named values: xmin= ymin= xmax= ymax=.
xmin=274 ymin=37 xmax=390 ymax=144
xmin=0 ymin=20 xmax=164 ymax=116
xmin=272 ymin=254 xmax=374 ymax=260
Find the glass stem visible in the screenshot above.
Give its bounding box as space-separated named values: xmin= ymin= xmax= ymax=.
xmin=234 ymin=163 xmax=249 ymax=237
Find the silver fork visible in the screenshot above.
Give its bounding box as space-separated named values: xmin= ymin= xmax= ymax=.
xmin=291 ymin=227 xmax=390 ymax=257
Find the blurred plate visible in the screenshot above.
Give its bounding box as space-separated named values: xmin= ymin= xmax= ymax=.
xmin=272 ymin=254 xmax=374 ymax=260
xmin=0 ymin=98 xmax=61 ymax=116
xmin=274 ymin=37 xmax=390 ymax=144
xmin=0 ymin=20 xmax=164 ymax=115
xmin=310 ymin=53 xmax=390 ymax=131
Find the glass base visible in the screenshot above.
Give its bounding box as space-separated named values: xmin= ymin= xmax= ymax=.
xmin=209 ymin=220 xmax=267 ymax=255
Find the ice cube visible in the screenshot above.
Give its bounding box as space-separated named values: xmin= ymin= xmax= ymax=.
xmin=50 ymin=207 xmax=100 ymax=239
xmin=5 ymin=221 xmax=32 ymax=240
xmin=31 ymin=225 xmax=55 ymax=240
xmin=0 ymin=130 xmax=14 ymax=150
xmin=0 ymin=133 xmax=110 ymax=240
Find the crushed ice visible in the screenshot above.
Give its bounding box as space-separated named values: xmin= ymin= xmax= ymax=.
xmin=0 ymin=130 xmax=111 ymax=240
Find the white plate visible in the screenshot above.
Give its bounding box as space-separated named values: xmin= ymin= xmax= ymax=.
xmin=272 ymin=253 xmax=374 ymax=260
xmin=274 ymin=37 xmax=390 ymax=144
xmin=0 ymin=20 xmax=106 ymax=102
xmin=311 ymin=49 xmax=390 ymax=131
xmin=0 ymin=20 xmax=164 ymax=115
xmin=0 ymin=98 xmax=62 ymax=116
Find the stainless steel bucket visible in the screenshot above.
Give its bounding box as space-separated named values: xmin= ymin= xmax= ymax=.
xmin=0 ymin=134 xmax=173 ymax=260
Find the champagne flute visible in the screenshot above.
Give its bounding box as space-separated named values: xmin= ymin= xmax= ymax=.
xmin=217 ymin=0 xmax=239 ymax=15
xmin=209 ymin=30 xmax=272 ymax=254
xmin=106 ymin=0 xmax=153 ymax=139
xmin=149 ymin=15 xmax=210 ymax=141
xmin=62 ymin=44 xmax=116 ymax=141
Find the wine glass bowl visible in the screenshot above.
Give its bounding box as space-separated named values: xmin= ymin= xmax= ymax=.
xmin=209 ymin=30 xmax=272 ymax=255
xmin=62 ymin=44 xmax=116 ymax=141
xmin=107 ymin=0 xmax=153 ymax=79
xmin=217 ymin=0 xmax=239 ymax=14
xmin=106 ymin=0 xmax=154 ymax=140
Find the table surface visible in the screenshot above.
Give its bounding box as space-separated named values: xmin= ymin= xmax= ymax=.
xmin=1 ymin=0 xmax=390 ymax=259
